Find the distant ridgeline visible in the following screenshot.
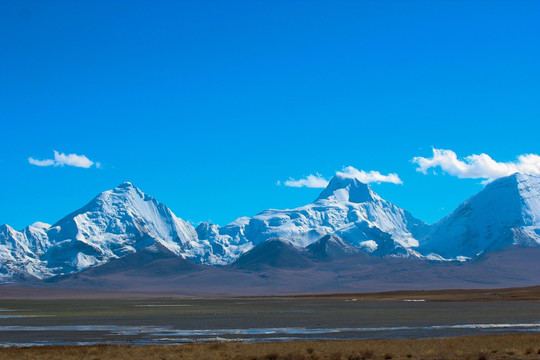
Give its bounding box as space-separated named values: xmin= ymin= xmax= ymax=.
xmin=1 ymin=173 xmax=540 ymax=285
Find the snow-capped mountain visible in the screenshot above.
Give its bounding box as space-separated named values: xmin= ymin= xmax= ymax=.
xmin=0 ymin=182 xmax=211 ymax=281
xmin=42 ymin=182 xmax=211 ymax=272
xmin=0 ymin=223 xmax=51 ymax=281
xmin=194 ymin=218 xmax=253 ymax=265
xmin=419 ymin=173 xmax=540 ymax=259
xmin=3 ymin=172 xmax=540 ymax=285
xmin=198 ymin=174 xmax=429 ymax=260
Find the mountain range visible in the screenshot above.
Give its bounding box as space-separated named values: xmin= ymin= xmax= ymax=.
xmin=1 ymin=172 xmax=539 ymax=294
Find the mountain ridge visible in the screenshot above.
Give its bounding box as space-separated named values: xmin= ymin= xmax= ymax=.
xmin=199 ymin=173 xmax=428 ymax=260
xmin=1 ymin=172 xmax=540 ymax=284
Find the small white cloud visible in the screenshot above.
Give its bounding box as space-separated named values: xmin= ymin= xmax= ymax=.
xmin=28 ymin=151 xmax=96 ymax=168
xmin=28 ymin=158 xmax=55 ymax=167
xmin=284 ymin=174 xmax=329 ymax=188
xmin=412 ymin=148 xmax=540 ymax=181
xmin=281 ymin=167 xmax=402 ymax=188
xmin=53 ymin=151 xmax=93 ymax=168
xmin=336 ymin=166 xmax=403 ymax=184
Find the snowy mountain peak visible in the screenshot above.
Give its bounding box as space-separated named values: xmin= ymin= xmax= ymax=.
xmin=117 ymin=181 xmax=135 ymax=189
xmin=53 ymin=182 xmax=156 ymax=228
xmin=106 ymin=182 xmax=147 ymax=200
xmin=486 ymin=172 xmax=540 ymax=196
xmin=419 ymin=172 xmax=540 ymax=258
xmin=316 ymin=175 xmax=377 ymax=203
xmin=491 ymin=173 xmax=540 ymax=229
xmin=24 ymin=182 xmax=209 ymax=276
xmin=493 ymin=171 xmax=533 ymax=183
xmin=482 ymin=172 xmax=540 ymax=199
xmin=109 ymin=181 xmax=147 ymax=199
xmin=472 ymin=172 xmax=540 ymax=225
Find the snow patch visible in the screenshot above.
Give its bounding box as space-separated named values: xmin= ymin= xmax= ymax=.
xmin=359 ymin=240 xmax=378 ymax=253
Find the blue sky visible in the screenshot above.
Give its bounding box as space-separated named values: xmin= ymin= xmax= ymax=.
xmin=1 ymin=1 xmax=540 ymax=229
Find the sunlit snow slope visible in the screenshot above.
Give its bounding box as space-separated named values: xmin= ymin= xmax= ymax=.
xmin=197 ymin=175 xmax=429 ymax=261
xmin=2 ymin=173 xmax=540 ymax=283
xmin=419 ymin=173 xmax=540 ymax=259
xmin=0 ymin=183 xmax=208 ymax=281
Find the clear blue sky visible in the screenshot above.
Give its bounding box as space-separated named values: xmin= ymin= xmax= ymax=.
xmin=1 ymin=1 xmax=539 ymax=229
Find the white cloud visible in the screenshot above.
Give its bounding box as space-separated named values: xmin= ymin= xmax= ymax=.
xmin=281 ymin=167 xmax=402 ymax=188
xmin=284 ymin=174 xmax=329 ymax=188
xmin=53 ymin=151 xmax=94 ymax=168
xmin=336 ymin=166 xmax=403 ymax=184
xmin=412 ymin=148 xmax=540 ymax=181
xmin=28 ymin=151 xmax=96 ymax=168
xmin=28 ymin=158 xmax=55 ymax=167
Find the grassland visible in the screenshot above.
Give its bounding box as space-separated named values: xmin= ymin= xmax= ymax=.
xmin=1 ymin=285 xmax=539 ymax=301
xmin=1 ymin=286 xmax=539 ymax=359
xmin=1 ymin=334 xmax=539 ymax=360
xmin=287 ymin=285 xmax=540 ymax=302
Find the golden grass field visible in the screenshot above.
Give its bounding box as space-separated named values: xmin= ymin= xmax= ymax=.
xmin=1 ymin=334 xmax=539 ymax=360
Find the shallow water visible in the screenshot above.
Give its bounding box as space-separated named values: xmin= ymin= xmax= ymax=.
xmin=0 ymin=299 xmax=538 ymax=346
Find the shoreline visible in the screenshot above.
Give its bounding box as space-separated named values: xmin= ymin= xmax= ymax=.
xmin=1 ymin=334 xmax=539 ymax=359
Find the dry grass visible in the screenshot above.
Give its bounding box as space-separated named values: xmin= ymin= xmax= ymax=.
xmin=0 ymin=334 xmax=539 ymax=360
